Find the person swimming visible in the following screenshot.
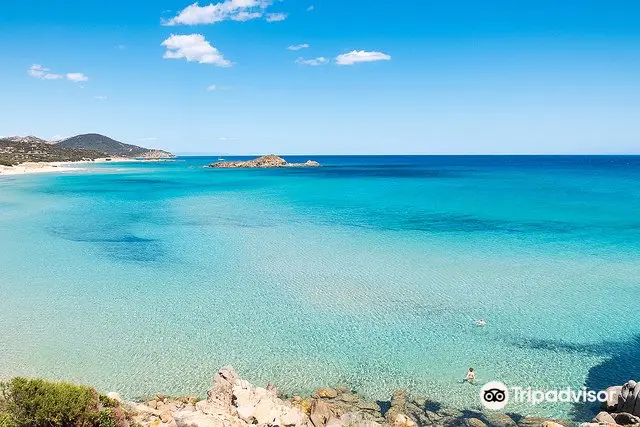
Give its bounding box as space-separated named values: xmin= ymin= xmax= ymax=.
xmin=475 ymin=319 xmax=487 ymax=327
xmin=464 ymin=367 xmax=476 ymax=384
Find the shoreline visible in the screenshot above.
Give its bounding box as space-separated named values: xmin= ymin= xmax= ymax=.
xmin=69 ymin=365 xmax=613 ymax=427
xmin=2 ymin=365 xmax=634 ymax=427
xmin=114 ymin=367 xmax=638 ymax=427
xmin=0 ymin=157 xmax=173 ymax=176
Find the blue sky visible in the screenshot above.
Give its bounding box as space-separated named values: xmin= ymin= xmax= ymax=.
xmin=1 ymin=0 xmax=640 ymax=154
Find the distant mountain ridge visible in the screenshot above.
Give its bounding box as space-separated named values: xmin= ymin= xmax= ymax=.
xmin=56 ymin=133 xmax=174 ymax=158
xmin=1 ymin=133 xmax=173 ymax=165
xmin=4 ymin=135 xmax=54 ymax=145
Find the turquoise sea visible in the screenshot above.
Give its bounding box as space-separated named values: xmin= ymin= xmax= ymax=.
xmin=1 ymin=156 xmax=639 ymax=420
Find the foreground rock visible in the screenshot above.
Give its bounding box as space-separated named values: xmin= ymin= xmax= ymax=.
xmin=207 ymin=155 xmax=320 ymax=169
xmin=128 ymin=366 xmax=309 ymax=427
xmin=581 ymin=380 xmax=640 ymax=427
xmin=123 ymin=366 xmax=579 ymax=427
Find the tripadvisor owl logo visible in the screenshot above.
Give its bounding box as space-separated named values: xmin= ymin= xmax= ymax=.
xmin=480 ymin=381 xmax=509 ymax=410
xmin=479 ymin=382 xmax=616 ymax=410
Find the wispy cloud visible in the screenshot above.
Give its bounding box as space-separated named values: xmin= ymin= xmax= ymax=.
xmin=233 ymin=11 xmax=262 ymax=21
xmin=67 ymin=73 xmax=89 ymax=82
xmin=28 ymin=64 xmax=90 ymax=82
xmin=335 ymin=50 xmax=391 ymax=65
xmin=28 ymin=64 xmax=63 ymax=80
xmin=206 ymin=84 xmax=231 ymax=91
xmin=265 ymin=12 xmax=287 ymax=22
xmin=295 ymin=56 xmax=327 ymax=66
xmin=161 ymin=34 xmax=232 ymax=67
xmin=287 ymin=43 xmax=309 ymax=51
xmin=163 ymin=0 xmax=270 ymax=25
xmin=306 ymin=5 xmax=314 ymax=11
xmin=95 ymin=95 xmax=108 ymax=100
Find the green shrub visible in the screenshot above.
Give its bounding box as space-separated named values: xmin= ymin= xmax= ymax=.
xmin=0 ymin=377 xmax=100 ymax=427
xmin=97 ymin=410 xmax=117 ymax=427
xmin=0 ymin=411 xmax=16 ymax=427
xmin=0 ymin=157 xmax=16 ymax=167
xmin=98 ymin=395 xmax=118 ymax=409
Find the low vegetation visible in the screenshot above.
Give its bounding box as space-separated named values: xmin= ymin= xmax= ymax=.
xmin=0 ymin=378 xmax=128 ymax=427
xmin=0 ymin=139 xmax=103 ymax=165
xmin=56 ymin=134 xmax=173 ymax=158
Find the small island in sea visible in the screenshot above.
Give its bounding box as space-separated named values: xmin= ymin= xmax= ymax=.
xmin=207 ymin=154 xmax=320 ymax=169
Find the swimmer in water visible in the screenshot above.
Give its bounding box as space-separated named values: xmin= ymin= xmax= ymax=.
xmin=464 ymin=368 xmax=476 ymax=384
xmin=475 ymin=319 xmax=487 ymax=327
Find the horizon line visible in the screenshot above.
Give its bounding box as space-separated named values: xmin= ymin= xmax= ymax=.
xmin=173 ymin=153 xmax=640 ymax=157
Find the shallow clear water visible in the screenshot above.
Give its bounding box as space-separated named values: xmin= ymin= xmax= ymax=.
xmin=1 ymin=156 xmax=639 ymax=420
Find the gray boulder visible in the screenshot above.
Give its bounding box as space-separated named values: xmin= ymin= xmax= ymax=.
xmin=593 ymin=411 xmax=616 ymax=424
xmin=612 ymin=412 xmax=640 ymax=425
xmin=617 ymin=380 xmax=640 ymax=416
xmin=602 ymin=386 xmax=622 ymax=412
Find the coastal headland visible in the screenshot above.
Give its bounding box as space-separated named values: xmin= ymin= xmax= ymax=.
xmin=0 ymin=133 xmax=175 ymax=176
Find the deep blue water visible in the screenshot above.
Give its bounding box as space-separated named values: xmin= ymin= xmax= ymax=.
xmin=1 ymin=155 xmax=639 ymax=419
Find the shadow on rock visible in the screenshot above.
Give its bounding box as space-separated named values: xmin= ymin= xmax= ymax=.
xmin=571 ymin=334 xmax=640 ymax=420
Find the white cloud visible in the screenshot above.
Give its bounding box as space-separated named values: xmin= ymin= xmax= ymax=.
xmin=161 ymin=34 xmax=232 ymax=67
xmin=306 ymin=5 xmax=314 ymax=11
xmin=295 ymin=56 xmax=327 ymax=66
xmin=335 ymin=50 xmax=391 ymax=65
xmin=67 ymin=73 xmax=89 ymax=82
xmin=287 ymin=43 xmax=309 ymax=51
xmin=95 ymin=95 xmax=108 ymax=100
xmin=207 ymin=84 xmax=231 ymax=91
xmin=265 ymin=12 xmax=287 ymax=22
xmin=232 ymin=11 xmax=262 ymax=21
xmin=28 ymin=64 xmax=90 ymax=82
xmin=28 ymin=64 xmax=63 ymax=80
xmin=163 ymin=0 xmax=269 ymax=25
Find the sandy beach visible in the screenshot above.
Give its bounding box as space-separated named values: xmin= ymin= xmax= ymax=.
xmin=0 ymin=157 xmax=164 ymax=176
xmin=0 ymin=162 xmax=85 ymax=176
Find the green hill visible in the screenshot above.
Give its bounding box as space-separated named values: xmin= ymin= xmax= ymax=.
xmin=56 ymin=133 xmax=173 ymax=158
xmin=0 ymin=138 xmax=104 ymax=166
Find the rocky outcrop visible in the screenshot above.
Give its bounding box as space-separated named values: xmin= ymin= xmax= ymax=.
xmin=122 ymin=366 xmax=580 ymax=427
xmin=128 ymin=366 xmax=309 ymax=427
xmin=617 ymin=380 xmax=640 ymax=416
xmin=207 ymin=155 xmax=320 ymax=169
xmin=581 ymin=379 xmax=640 ymax=427
xmin=138 ymin=149 xmax=175 ymax=159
